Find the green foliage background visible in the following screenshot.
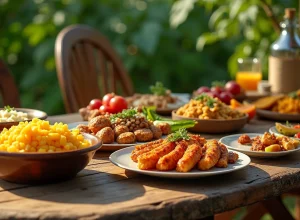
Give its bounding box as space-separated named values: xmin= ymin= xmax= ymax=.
xmin=0 ymin=0 xmax=297 ymax=115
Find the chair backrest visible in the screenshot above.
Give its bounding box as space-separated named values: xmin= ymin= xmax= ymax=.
xmin=55 ymin=24 xmax=134 ymax=113
xmin=0 ymin=59 xmax=21 ymax=108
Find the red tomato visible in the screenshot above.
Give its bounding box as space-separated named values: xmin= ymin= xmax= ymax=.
xmin=99 ymin=105 xmax=114 ymax=113
xmin=219 ymin=91 xmax=233 ymax=105
xmin=102 ymin=93 xmax=115 ymax=106
xmin=109 ymin=96 xmax=128 ymax=113
xmin=295 ymin=132 xmax=300 ymax=139
xmin=196 ymin=86 xmax=210 ymax=94
xmin=294 ymin=124 xmax=300 ymax=129
xmin=225 ymin=81 xmax=241 ymax=95
xmin=89 ymin=99 xmax=102 ymax=110
xmin=206 ymin=91 xmax=220 ymax=100
xmin=211 ymin=86 xmax=225 ymax=94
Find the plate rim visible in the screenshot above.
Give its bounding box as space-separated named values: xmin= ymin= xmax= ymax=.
xmin=109 ymin=146 xmax=251 ymax=178
xmin=219 ymin=133 xmax=300 ymax=157
xmin=256 ymin=109 xmax=300 ymax=120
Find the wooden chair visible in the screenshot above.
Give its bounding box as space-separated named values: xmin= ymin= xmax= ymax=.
xmin=55 ymin=24 xmax=134 ymax=113
xmin=0 ymin=59 xmax=21 ymax=107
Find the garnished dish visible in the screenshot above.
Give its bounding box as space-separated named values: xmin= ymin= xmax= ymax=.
xmin=172 ymin=94 xmax=248 ymax=133
xmin=125 ymin=82 xmax=187 ymax=115
xmin=0 ymin=118 xmax=102 ymax=184
xmin=220 ymin=132 xmax=300 ymax=158
xmin=110 ymin=129 xmax=250 ymax=178
xmin=253 ymin=90 xmax=300 ymax=121
xmin=269 ymin=122 xmax=300 ymax=139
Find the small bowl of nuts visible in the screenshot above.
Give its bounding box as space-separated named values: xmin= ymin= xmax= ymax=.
xmin=0 ymin=107 xmax=48 ymax=131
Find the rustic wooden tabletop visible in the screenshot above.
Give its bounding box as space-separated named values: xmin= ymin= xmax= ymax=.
xmin=0 ymin=114 xmax=299 ymax=220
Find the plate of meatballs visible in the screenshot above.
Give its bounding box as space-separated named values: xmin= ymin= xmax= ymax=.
xmin=219 ymin=132 xmax=300 ymax=158
xmin=71 ymin=113 xmax=172 ymax=151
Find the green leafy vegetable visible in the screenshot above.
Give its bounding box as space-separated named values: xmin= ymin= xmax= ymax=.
xmin=194 ymin=94 xmax=215 ymax=108
xmin=167 ymin=128 xmax=190 ymax=142
xmin=288 ymin=91 xmax=298 ymax=99
xmin=286 ymin=121 xmax=291 ymax=127
xmin=153 ymin=120 xmax=196 ymax=132
xmin=211 ymin=80 xmax=225 ymax=87
xmin=110 ymin=108 xmax=137 ymax=122
xmin=142 ymin=107 xmax=161 ymax=121
xmin=150 ymin=82 xmax=167 ymax=96
xmin=4 ymin=105 xmax=14 ymax=112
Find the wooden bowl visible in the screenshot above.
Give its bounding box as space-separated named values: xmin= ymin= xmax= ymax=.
xmin=0 ymin=108 xmax=48 ymax=131
xmin=172 ymin=111 xmax=248 ymax=134
xmin=0 ymin=133 xmax=102 ymax=184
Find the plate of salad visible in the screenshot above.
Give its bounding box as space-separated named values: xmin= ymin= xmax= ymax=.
xmin=269 ymin=122 xmax=300 ymax=139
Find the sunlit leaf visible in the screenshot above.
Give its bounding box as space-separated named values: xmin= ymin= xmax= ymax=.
xmin=208 ymin=6 xmax=228 ymax=29
xmin=196 ymin=32 xmax=219 ymax=51
xmin=170 ymin=0 xmax=197 ymax=28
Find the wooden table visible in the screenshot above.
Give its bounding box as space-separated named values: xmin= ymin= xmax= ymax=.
xmin=0 ymin=114 xmax=300 ymax=220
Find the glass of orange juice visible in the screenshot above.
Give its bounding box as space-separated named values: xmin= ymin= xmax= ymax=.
xmin=236 ymin=58 xmax=262 ymax=91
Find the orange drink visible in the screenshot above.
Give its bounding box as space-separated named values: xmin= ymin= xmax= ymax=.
xmin=236 ymin=71 xmax=262 ymax=91
xmin=236 ymin=58 xmax=262 ymax=91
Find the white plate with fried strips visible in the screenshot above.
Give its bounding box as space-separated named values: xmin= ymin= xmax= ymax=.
xmin=109 ymin=146 xmax=250 ymax=178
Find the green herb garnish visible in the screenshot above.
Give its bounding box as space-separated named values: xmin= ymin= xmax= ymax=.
xmin=167 ymin=128 xmax=190 ymax=142
xmin=4 ymin=105 xmax=14 ymax=112
xmin=288 ymin=91 xmax=298 ymax=99
xmin=150 ymin=82 xmax=167 ymax=96
xmin=194 ymin=94 xmax=215 ymax=108
xmin=286 ymin=121 xmax=291 ymax=127
xmin=110 ymin=108 xmax=138 ymax=122
xmin=211 ymin=80 xmax=225 ymax=87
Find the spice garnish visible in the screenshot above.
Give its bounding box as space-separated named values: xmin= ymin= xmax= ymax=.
xmin=4 ymin=105 xmax=14 ymax=112
xmin=150 ymin=82 xmax=167 ymax=96
xmin=167 ymin=128 xmax=190 ymax=142
xmin=194 ymin=94 xmax=216 ymax=108
xmin=110 ymin=109 xmax=137 ymax=122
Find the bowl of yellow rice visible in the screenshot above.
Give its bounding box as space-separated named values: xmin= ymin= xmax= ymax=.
xmin=0 ymin=118 xmax=102 ymax=184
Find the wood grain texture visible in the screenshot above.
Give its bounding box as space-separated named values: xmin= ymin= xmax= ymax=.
xmin=0 ymin=114 xmax=299 ymax=219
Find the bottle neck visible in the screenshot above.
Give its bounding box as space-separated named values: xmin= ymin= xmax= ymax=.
xmin=281 ymin=18 xmax=299 ymax=48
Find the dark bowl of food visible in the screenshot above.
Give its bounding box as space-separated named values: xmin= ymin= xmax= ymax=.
xmin=0 ymin=108 xmax=48 ymax=131
xmin=0 ymin=133 xmax=102 ymax=184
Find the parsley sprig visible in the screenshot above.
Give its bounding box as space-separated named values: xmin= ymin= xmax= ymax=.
xmin=110 ymin=108 xmax=138 ymax=122
xmin=150 ymin=82 xmax=167 ymax=96
xmin=194 ymin=94 xmax=216 ymax=108
xmin=167 ymin=128 xmax=190 ymax=142
xmin=211 ymin=80 xmax=225 ymax=87
xmin=4 ymin=105 xmax=14 ymax=112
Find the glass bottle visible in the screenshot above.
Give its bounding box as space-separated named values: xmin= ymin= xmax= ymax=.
xmin=268 ymin=8 xmax=300 ymax=93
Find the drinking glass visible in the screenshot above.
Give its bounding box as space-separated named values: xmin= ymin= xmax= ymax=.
xmin=236 ymin=58 xmax=262 ymax=91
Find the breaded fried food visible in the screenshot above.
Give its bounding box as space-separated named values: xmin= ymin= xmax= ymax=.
xmin=156 ymin=141 xmax=188 ymax=171
xmin=134 ymin=139 xmax=164 ymax=151
xmin=188 ymin=134 xmax=206 ymax=146
xmin=238 ymin=134 xmax=251 ymax=145
xmin=76 ymin=124 xmax=90 ymax=133
xmin=156 ymin=122 xmax=172 ymax=135
xmin=116 ymin=132 xmax=136 ymax=144
xmin=96 ymin=127 xmax=114 ymax=144
xmin=215 ymin=143 xmax=228 ymax=168
xmin=138 ymin=142 xmax=176 ymax=170
xmin=150 ymin=125 xmax=162 ymax=139
xmin=131 ymin=140 xmax=164 ymax=162
xmin=88 ymin=116 xmax=111 ymax=134
xmin=176 ymin=144 xmax=202 ymax=172
xmin=228 ymin=151 xmax=239 ymax=164
xmin=134 ymin=129 xmax=154 ymax=142
xmin=198 ymin=140 xmax=221 ymax=170
xmin=114 ymin=125 xmax=129 ymax=137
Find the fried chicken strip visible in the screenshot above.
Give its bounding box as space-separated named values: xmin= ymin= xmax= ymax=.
xmin=215 ymin=143 xmax=228 ymax=168
xmin=156 ymin=141 xmax=188 ymax=171
xmin=228 ymin=151 xmax=239 ymax=164
xmin=131 ymin=139 xmax=165 ymax=162
xmin=176 ymin=144 xmax=202 ymax=172
xmin=138 ymin=142 xmax=176 ymax=170
xmin=198 ymin=140 xmax=221 ymax=171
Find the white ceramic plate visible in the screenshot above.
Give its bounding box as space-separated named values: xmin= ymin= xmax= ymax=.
xmin=219 ymin=133 xmax=300 ymax=158
xmin=109 ymin=146 xmax=250 ymax=178
xmin=269 ymin=126 xmax=300 ymax=140
xmin=256 ymin=109 xmax=300 ymax=121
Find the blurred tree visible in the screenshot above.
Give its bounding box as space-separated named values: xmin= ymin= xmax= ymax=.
xmin=170 ymin=0 xmax=298 ymax=79
xmin=0 ymin=0 xmax=234 ymax=114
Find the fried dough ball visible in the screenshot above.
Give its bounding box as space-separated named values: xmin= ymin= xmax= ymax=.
xmin=156 ymin=122 xmax=171 ymax=135
xmin=96 ymin=127 xmax=114 ymax=144
xmin=150 ymin=125 xmax=162 ymax=139
xmin=117 ymin=132 xmax=136 ymax=144
xmin=114 ymin=125 xmax=129 ymax=137
xmin=238 ymin=134 xmax=251 ymax=145
xmin=88 ymin=116 xmax=111 ymax=134
xmin=134 ymin=129 xmax=153 ymax=142
xmin=76 ymin=124 xmax=90 ymax=133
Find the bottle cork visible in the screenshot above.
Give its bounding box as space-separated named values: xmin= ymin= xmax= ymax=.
xmin=284 ymin=8 xmax=296 ymax=19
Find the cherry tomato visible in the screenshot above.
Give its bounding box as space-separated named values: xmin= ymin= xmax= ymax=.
xmin=211 ymin=86 xmax=225 ymax=94
xmin=102 ymin=93 xmax=115 ymax=106
xmin=294 ymin=124 xmax=300 ymax=129
xmin=99 ymin=105 xmax=114 ymax=113
xmin=219 ymin=91 xmax=233 ymax=105
xmin=196 ymin=86 xmax=210 ymax=94
xmin=109 ymin=96 xmax=128 ymax=113
xmin=89 ymin=99 xmax=102 ymax=110
xmin=295 ymin=132 xmax=300 ymax=139
xmin=225 ymin=81 xmax=241 ymax=95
